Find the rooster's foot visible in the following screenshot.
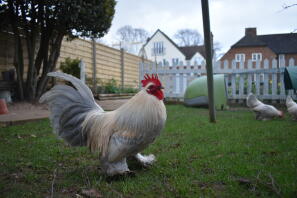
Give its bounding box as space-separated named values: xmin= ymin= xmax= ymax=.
xmin=101 ymin=157 xmax=130 ymax=176
xmin=135 ymin=153 xmax=156 ymax=167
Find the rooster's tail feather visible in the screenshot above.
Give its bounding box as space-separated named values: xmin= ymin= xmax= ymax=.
xmin=40 ymin=72 xmax=103 ymax=146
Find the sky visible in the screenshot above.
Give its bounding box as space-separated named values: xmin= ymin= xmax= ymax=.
xmin=101 ymin=0 xmax=297 ymax=55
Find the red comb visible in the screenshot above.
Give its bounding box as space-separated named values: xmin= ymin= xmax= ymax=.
xmin=141 ymin=74 xmax=162 ymax=87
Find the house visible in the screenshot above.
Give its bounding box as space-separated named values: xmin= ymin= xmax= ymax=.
xmin=220 ymin=27 xmax=297 ymax=66
xmin=140 ymin=29 xmax=207 ymax=66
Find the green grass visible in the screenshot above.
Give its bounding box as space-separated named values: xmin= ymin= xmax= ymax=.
xmin=1 ymin=105 xmax=297 ymax=197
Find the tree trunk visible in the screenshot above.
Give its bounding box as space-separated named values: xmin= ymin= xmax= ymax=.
xmin=25 ymin=33 xmax=38 ymax=100
xmin=13 ymin=35 xmax=25 ymax=100
xmin=36 ymin=33 xmax=64 ymax=99
xmin=30 ymin=29 xmax=51 ymax=101
xmin=20 ymin=1 xmax=37 ymax=100
xmin=8 ymin=0 xmax=25 ymax=100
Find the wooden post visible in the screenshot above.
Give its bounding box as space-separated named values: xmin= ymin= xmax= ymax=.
xmin=79 ymin=60 xmax=85 ymax=84
xmin=120 ymin=48 xmax=124 ymax=90
xmin=92 ymin=38 xmax=97 ymax=94
xmin=139 ymin=55 xmax=144 ymax=89
xmin=201 ymin=0 xmax=216 ymax=122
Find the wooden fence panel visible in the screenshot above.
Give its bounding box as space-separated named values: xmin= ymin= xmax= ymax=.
xmin=0 ymin=32 xmax=148 ymax=90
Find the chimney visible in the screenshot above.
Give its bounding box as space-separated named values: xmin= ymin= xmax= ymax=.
xmin=245 ymin=27 xmax=257 ymax=37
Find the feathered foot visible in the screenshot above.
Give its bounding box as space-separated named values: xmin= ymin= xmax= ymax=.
xmin=100 ymin=157 xmax=131 ymax=176
xmin=134 ymin=153 xmax=156 ymax=167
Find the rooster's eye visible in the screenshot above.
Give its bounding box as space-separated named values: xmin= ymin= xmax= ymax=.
xmin=148 ymin=85 xmax=154 ymax=89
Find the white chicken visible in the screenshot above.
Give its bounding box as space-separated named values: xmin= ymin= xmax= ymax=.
xmin=286 ymin=95 xmax=297 ymax=120
xmin=40 ymin=72 xmax=166 ymax=176
xmin=246 ymin=93 xmax=283 ymax=120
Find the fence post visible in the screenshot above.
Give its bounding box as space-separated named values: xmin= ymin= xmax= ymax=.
xmin=79 ymin=60 xmax=85 ymax=84
xmin=231 ymin=60 xmax=236 ymax=100
xmin=239 ymin=61 xmax=244 ymax=102
xmin=139 ymin=62 xmax=143 ymax=89
xmin=263 ymin=59 xmax=269 ymax=97
xmin=279 ymin=59 xmax=286 ymax=99
xmin=91 ymin=38 xmax=97 ymax=94
xmin=271 ymin=59 xmax=277 ymax=101
xmin=247 ymin=59 xmax=253 ymax=94
xmin=120 ymin=48 xmax=124 ymax=90
xmin=255 ymin=61 xmax=260 ymax=96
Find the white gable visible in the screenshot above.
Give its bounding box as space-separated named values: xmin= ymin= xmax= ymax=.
xmin=143 ymin=31 xmax=185 ymax=64
xmin=190 ymin=52 xmax=205 ymax=65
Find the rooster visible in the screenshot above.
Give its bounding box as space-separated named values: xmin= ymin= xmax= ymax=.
xmin=40 ymin=72 xmax=166 ymax=176
xmin=246 ymin=93 xmax=283 ymax=120
xmin=286 ymin=96 xmax=297 ymax=120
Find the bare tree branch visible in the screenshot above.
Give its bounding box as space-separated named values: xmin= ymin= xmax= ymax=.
xmin=116 ymin=25 xmax=149 ymax=43
xmin=282 ymin=3 xmax=297 ymax=9
xmin=116 ymin=25 xmax=149 ymax=53
xmin=174 ymin=29 xmax=202 ymax=46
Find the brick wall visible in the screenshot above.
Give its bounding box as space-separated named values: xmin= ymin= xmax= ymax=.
xmin=220 ymin=46 xmax=276 ymax=62
xmin=220 ymin=46 xmax=297 ymax=67
xmin=285 ymin=54 xmax=297 ymax=63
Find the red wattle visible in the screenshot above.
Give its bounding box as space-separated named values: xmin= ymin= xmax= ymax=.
xmin=153 ymin=90 xmax=164 ymax=100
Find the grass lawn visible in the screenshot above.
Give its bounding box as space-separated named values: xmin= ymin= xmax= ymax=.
xmin=0 ymin=105 xmax=297 ymax=198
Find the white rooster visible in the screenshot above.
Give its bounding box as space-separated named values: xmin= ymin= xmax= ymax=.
xmin=286 ymin=95 xmax=297 ymax=120
xmin=246 ymin=93 xmax=283 ymax=120
xmin=40 ymin=72 xmax=166 ymax=176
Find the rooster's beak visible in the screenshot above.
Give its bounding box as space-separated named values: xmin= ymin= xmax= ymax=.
xmin=160 ymin=86 xmax=164 ymax=89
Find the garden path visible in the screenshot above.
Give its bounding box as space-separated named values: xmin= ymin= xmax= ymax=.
xmin=0 ymin=99 xmax=129 ymax=126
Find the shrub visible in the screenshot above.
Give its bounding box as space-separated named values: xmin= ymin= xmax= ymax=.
xmin=60 ymin=57 xmax=81 ymax=78
xmin=103 ymin=79 xmax=120 ymax=94
xmin=121 ymin=87 xmax=138 ymax=93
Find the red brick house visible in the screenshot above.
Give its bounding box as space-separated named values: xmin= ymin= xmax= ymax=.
xmin=220 ymin=28 xmax=297 ymax=67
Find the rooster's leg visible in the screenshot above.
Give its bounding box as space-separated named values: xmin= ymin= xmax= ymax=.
xmin=100 ymin=133 xmax=134 ymax=176
xmin=134 ymin=153 xmax=156 ymax=167
xmin=100 ymin=157 xmax=130 ymax=176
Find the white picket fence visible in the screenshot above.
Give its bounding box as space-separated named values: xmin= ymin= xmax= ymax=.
xmin=139 ymin=58 xmax=297 ymax=101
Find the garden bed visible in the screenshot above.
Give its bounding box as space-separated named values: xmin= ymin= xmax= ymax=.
xmin=96 ymin=93 xmax=135 ymax=100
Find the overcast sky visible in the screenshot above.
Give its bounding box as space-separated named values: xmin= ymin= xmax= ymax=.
xmin=102 ymin=0 xmax=297 ymax=55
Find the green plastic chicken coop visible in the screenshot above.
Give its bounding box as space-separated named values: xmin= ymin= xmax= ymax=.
xmin=184 ymin=74 xmax=228 ymax=110
xmin=284 ymin=66 xmax=297 ymax=90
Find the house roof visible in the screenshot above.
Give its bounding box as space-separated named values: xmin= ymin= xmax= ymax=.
xmin=179 ymin=46 xmax=206 ymax=60
xmin=232 ymin=33 xmax=297 ymax=54
xmin=143 ymin=29 xmax=180 ymax=50
xmin=144 ymin=29 xmax=206 ymax=60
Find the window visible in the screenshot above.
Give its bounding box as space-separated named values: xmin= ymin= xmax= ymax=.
xmin=193 ymin=57 xmax=203 ymax=65
xmin=279 ymin=54 xmax=285 ymax=60
xmin=235 ymin=53 xmax=245 ymax=62
xmin=172 ymin=58 xmax=179 ymax=66
xmin=252 ymin=53 xmax=262 ymax=61
xmin=152 ymin=42 xmax=165 ymax=56
xmin=279 ymin=54 xmax=285 ymax=67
